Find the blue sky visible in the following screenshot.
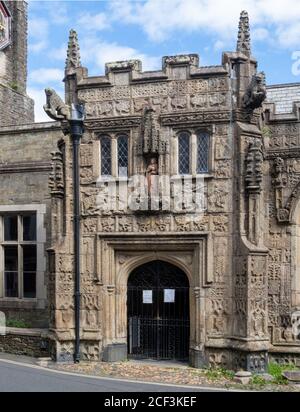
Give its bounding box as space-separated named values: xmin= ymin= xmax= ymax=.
xmin=27 ymin=0 xmax=300 ymax=121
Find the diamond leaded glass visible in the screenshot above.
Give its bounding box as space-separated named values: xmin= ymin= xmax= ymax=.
xmin=178 ymin=133 xmax=190 ymax=175
xmin=197 ymin=132 xmax=209 ymax=173
xmin=118 ymin=135 xmax=128 ymax=177
xmin=101 ymin=136 xmax=112 ymax=176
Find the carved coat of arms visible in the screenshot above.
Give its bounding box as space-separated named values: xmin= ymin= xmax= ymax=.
xmin=0 ymin=2 xmax=11 ymax=51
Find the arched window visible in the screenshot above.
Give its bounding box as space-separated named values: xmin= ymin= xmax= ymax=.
xmin=118 ymin=135 xmax=128 ymax=177
xmin=178 ymin=132 xmax=190 ymax=175
xmin=101 ymin=136 xmax=112 ymax=176
xmin=197 ymin=132 xmax=209 ymax=174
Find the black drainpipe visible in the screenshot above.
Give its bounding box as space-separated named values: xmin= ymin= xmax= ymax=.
xmin=70 ymin=104 xmax=84 ymax=363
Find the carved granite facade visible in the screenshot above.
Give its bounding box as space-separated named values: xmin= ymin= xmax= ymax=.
xmin=1 ymin=4 xmax=300 ymax=370
xmin=42 ymin=10 xmax=299 ymax=369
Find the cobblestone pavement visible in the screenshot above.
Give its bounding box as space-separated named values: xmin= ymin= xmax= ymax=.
xmin=51 ymin=360 xmax=300 ymax=392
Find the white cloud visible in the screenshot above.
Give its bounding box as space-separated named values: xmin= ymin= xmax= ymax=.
xmin=29 ymin=68 xmax=64 ymax=84
xmin=108 ymin=0 xmax=300 ymax=49
xmin=28 ymin=1 xmax=70 ymax=25
xmin=27 ymin=87 xmax=49 ymax=123
xmin=28 ymin=2 xmax=69 ymax=54
xmin=46 ymin=2 xmax=70 ymax=25
xmin=45 ymin=35 xmax=160 ymax=74
xmin=28 ymin=18 xmax=49 ymax=38
xmin=28 ymin=86 xmax=64 ymax=123
xmin=109 ymin=0 xmax=249 ymax=42
xmin=276 ymin=24 xmax=300 ymax=49
xmin=29 ymin=40 xmax=48 ymax=53
xmin=28 ymin=18 xmax=49 ymax=53
xmin=28 ymin=67 xmax=65 ymax=122
xmin=252 ymin=28 xmax=269 ymax=42
xmin=47 ymin=45 xmax=68 ymax=62
xmin=214 ymin=40 xmax=226 ymax=51
xmin=80 ymin=37 xmax=160 ymax=73
xmin=77 ymin=12 xmax=110 ymax=31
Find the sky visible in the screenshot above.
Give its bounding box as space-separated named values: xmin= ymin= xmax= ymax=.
xmin=26 ymin=0 xmax=300 ymax=122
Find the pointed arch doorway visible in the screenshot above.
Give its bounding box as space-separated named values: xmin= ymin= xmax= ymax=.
xmin=127 ymin=260 xmax=190 ymax=361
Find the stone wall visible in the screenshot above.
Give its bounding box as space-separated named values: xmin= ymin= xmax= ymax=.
xmin=266 ymin=83 xmax=300 ymax=114
xmin=0 ymin=84 xmax=34 ymax=126
xmin=1 ymin=8 xmax=299 ymax=370
xmin=48 ymin=54 xmax=236 ymax=367
xmin=47 ymin=37 xmax=274 ymax=370
xmin=263 ymin=112 xmax=300 ymax=353
xmin=0 ymin=1 xmax=34 ymax=126
xmin=0 ymin=328 xmax=50 ymax=357
xmin=1 ymin=1 xmax=29 ymax=94
xmin=0 ymin=122 xmax=63 ymax=328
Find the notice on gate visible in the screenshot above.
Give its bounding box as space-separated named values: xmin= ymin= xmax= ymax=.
xmin=143 ymin=290 xmax=153 ymax=304
xmin=164 ymin=289 xmax=175 ymax=303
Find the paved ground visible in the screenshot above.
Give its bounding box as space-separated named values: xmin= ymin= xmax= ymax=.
xmin=0 ymin=353 xmax=298 ymax=392
xmin=51 ymin=358 xmax=300 ymax=392
xmin=0 ymin=357 xmax=220 ymax=392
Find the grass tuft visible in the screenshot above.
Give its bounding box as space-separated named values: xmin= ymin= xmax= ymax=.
xmin=6 ymin=319 xmax=31 ymax=328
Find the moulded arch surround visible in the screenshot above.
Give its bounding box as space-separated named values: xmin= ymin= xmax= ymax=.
xmin=290 ymin=197 xmax=300 ymax=307
xmin=102 ymin=242 xmax=203 ymax=355
xmin=291 ymin=190 xmax=300 ymax=225
xmin=282 ymin=181 xmax=300 ymax=224
xmin=116 ymin=252 xmax=193 ymax=288
xmin=176 ymin=130 xmax=192 ymax=138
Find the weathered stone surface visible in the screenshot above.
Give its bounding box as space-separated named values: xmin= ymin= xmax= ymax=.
xmin=260 ymin=373 xmax=274 ymax=382
xmin=0 ymin=122 xmax=62 ymax=326
xmin=234 ymin=371 xmax=252 ymax=385
xmin=0 ymin=329 xmax=50 ymax=357
xmin=0 ymin=1 xmax=33 ymax=125
xmin=0 ymin=4 xmax=300 ymax=371
xmin=282 ymin=371 xmax=300 ymax=382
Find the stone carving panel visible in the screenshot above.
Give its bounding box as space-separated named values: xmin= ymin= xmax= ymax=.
xmin=208 ymin=182 xmax=229 ymax=212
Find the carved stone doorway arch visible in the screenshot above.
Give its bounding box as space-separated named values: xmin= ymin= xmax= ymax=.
xmin=127 ymin=260 xmax=190 ymax=361
xmin=99 ymin=233 xmax=210 ymax=368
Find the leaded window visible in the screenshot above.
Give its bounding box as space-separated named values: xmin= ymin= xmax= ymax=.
xmin=118 ymin=135 xmax=128 ymax=177
xmin=197 ymin=132 xmax=210 ymax=173
xmin=101 ymin=136 xmax=112 ymax=176
xmin=1 ymin=213 xmax=37 ymax=298
xmin=178 ymin=132 xmax=190 ymax=175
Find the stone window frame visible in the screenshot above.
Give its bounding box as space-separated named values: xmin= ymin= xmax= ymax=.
xmin=0 ymin=205 xmax=46 ymax=309
xmin=99 ymin=133 xmax=130 ymax=179
xmin=173 ymin=127 xmax=214 ymax=177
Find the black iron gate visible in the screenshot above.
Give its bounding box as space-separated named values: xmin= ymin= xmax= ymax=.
xmin=127 ymin=260 xmax=190 ymax=361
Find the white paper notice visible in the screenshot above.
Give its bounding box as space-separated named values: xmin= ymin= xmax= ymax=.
xmin=164 ymin=289 xmax=175 ymax=303
xmin=143 ymin=290 xmax=153 ymax=304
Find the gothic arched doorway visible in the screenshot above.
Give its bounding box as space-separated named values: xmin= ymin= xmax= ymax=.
xmin=127 ymin=260 xmax=190 ymax=361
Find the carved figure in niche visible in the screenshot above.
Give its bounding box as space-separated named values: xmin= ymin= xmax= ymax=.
xmin=272 ymin=157 xmax=287 ymax=188
xmin=61 ymin=310 xmax=73 ymax=328
xmin=208 ymin=184 xmax=228 ymax=210
xmin=86 ymin=310 xmax=97 ymax=327
xmin=213 ymin=317 xmax=224 ymax=333
xmin=146 ymin=157 xmax=159 ymax=195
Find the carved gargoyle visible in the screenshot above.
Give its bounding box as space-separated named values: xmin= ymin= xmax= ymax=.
xmin=242 ymin=72 xmax=267 ymax=112
xmin=43 ymin=88 xmax=71 ymax=121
